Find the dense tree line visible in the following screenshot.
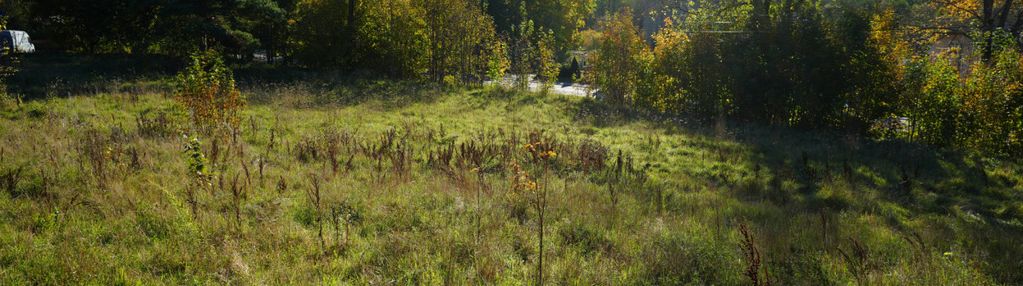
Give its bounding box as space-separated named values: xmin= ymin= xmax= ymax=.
xmin=1 ymin=0 xmax=1020 ymax=156
xmin=593 ymin=1 xmax=1023 ymax=158
xmin=1 ymin=0 xmax=290 ymax=58
xmin=0 ymin=0 xmax=582 ymax=85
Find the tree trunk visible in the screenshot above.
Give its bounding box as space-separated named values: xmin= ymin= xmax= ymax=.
xmin=339 ymin=0 xmax=357 ymax=67
xmin=982 ymin=0 xmax=995 ymax=62
xmin=998 ymin=0 xmax=1014 ymax=28
xmin=347 ymin=0 xmax=357 ymax=30
xmin=1009 ymin=3 xmax=1023 ymax=46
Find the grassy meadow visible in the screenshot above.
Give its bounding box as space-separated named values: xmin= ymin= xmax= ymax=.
xmin=1 ymin=67 xmax=1022 ymax=284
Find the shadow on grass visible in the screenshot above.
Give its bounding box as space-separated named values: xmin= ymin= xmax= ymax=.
xmin=744 ymin=131 xmax=1023 ymax=283
xmin=4 ymin=54 xmax=448 ymax=110
xmin=242 ymin=76 xmax=447 ymax=111
xmin=569 ymin=96 xmax=1023 ymax=283
xmin=463 ymin=85 xmax=562 ymax=110
xmin=5 ymin=53 xmax=181 ymax=99
xmin=570 ymin=97 xmax=1018 ymax=219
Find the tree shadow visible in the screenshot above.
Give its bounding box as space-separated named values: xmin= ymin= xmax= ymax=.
xmin=4 ymin=55 xmax=445 ymax=110
xmin=4 ymin=53 xmax=181 ymax=99
xmin=739 ymin=127 xmax=1023 ymax=283
xmin=568 ymin=98 xmax=1019 ymax=223
xmin=240 ymin=75 xmax=446 ymax=111
xmin=567 ymin=96 xmax=1023 ymax=282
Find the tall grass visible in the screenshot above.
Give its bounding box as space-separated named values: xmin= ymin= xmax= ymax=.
xmin=0 ymin=79 xmax=1019 ymax=284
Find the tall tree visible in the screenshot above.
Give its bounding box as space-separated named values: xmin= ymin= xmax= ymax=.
xmin=486 ymin=0 xmax=595 ymax=57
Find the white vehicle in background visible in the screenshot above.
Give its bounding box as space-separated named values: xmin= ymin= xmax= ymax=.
xmin=0 ymin=30 xmax=36 ymax=53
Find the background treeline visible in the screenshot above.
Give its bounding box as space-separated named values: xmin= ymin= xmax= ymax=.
xmin=0 ymin=0 xmax=591 ymax=85
xmin=590 ymin=0 xmax=1023 ymax=159
xmin=1 ymin=0 xmax=1021 ymax=157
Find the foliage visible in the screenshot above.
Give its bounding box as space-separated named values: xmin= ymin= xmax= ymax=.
xmin=845 ymin=8 xmax=911 ymax=133
xmin=0 ymin=16 xmax=11 ymax=109
xmin=183 ymin=135 xmax=210 ymax=216
xmin=175 ymin=50 xmax=245 ymax=134
xmin=590 ymin=9 xmax=651 ymax=106
xmin=183 ymin=136 xmax=209 ymax=178
xmin=579 ymin=1 xmax=1019 ymax=158
xmin=19 ymin=0 xmax=288 ymax=57
xmin=904 ymin=55 xmax=964 ymax=147
xmin=0 ymin=15 xmax=25 ymax=110
xmin=292 ymin=0 xmax=503 ymax=84
xmin=487 ymin=40 xmax=512 ymax=81
xmin=650 ymin=17 xmax=728 ymax=122
xmin=509 ymin=19 xmax=541 ymax=89
xmin=961 ymin=49 xmax=1023 ymax=157
xmin=485 ymin=0 xmax=595 ymax=56
xmin=291 ymin=0 xmax=370 ymax=68
xmin=536 ymin=31 xmax=560 ymax=90
xmin=421 ymin=0 xmax=504 ymax=85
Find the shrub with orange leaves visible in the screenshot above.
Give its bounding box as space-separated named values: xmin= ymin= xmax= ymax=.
xmin=509 ymin=161 xmax=538 ymax=193
xmin=523 ymin=130 xmax=559 ymax=165
xmin=175 ymin=50 xmax=245 ymax=134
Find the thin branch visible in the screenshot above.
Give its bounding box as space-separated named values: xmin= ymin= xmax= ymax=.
xmin=932 ymin=0 xmax=983 ymax=20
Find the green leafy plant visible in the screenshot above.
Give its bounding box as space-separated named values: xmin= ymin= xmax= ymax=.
xmin=487 ymin=40 xmax=511 ymax=81
xmin=536 ymin=30 xmax=559 ymax=92
xmin=329 ymin=201 xmax=362 ymax=251
xmin=183 ymin=135 xmax=209 ymax=216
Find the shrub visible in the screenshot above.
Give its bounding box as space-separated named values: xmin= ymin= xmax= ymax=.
xmin=903 ymin=55 xmax=963 ymax=147
xmin=536 ymin=31 xmax=559 ymax=91
xmin=510 ymin=19 xmax=539 ymax=90
xmin=590 ymin=9 xmax=652 ymax=106
xmin=962 ymin=49 xmax=1023 ymax=158
xmin=182 ymin=135 xmax=209 ymax=216
xmin=487 ymin=40 xmax=511 ymax=81
xmin=175 ymin=50 xmax=245 ymax=134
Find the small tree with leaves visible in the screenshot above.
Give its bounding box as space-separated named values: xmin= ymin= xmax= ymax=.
xmin=536 ymin=30 xmax=560 ymax=92
xmin=175 ymin=50 xmax=245 ymax=135
xmin=510 ymin=19 xmax=539 ymax=89
xmin=487 ymin=39 xmax=511 ymax=81
xmin=590 ymin=9 xmax=651 ymax=106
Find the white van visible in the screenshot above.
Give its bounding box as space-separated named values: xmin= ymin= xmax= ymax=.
xmin=0 ymin=30 xmax=36 ymax=53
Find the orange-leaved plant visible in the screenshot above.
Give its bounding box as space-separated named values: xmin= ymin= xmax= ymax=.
xmin=175 ymin=50 xmax=245 ymax=134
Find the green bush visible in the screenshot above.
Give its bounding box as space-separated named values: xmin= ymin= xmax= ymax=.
xmin=962 ymin=49 xmax=1023 ymax=157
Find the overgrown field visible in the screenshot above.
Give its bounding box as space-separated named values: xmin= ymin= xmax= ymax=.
xmin=1 ymin=80 xmax=1022 ymax=284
